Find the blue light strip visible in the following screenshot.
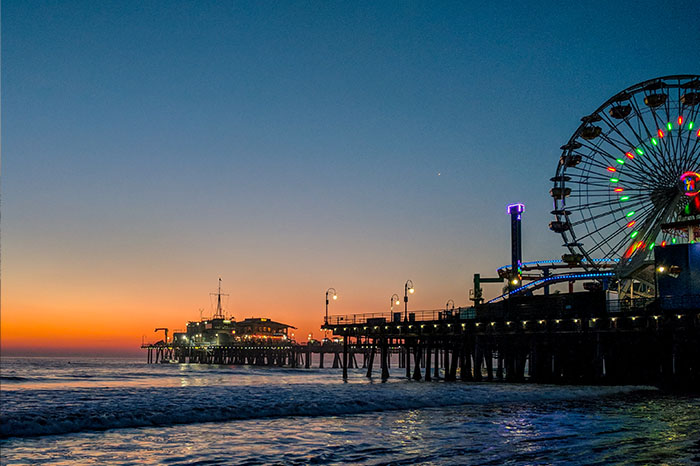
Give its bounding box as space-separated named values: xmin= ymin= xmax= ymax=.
xmin=486 ymin=272 xmax=615 ymax=303
xmin=496 ymin=258 xmax=619 ymax=271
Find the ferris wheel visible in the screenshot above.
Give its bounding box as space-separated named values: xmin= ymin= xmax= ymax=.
xmin=550 ymin=75 xmax=700 ymax=279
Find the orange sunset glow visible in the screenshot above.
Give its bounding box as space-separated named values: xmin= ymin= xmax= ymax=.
xmin=2 ymin=230 xmax=506 ymax=356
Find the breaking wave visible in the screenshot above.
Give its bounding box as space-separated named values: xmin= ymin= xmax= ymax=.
xmin=0 ymin=382 xmax=654 ymax=439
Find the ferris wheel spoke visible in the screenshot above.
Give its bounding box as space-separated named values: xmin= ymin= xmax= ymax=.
xmin=626 ymin=97 xmax=678 ymax=175
xmin=595 ymin=122 xmax=662 ymax=179
xmin=596 ymin=109 xmax=674 ymax=183
xmin=580 ymin=149 xmax=657 ymax=185
xmin=574 ymin=137 xmax=646 ymax=173
xmin=679 ymin=123 xmax=700 ymax=169
xmin=588 ymin=221 xmax=640 ymax=258
xmin=600 ymin=129 xmax=666 ymax=182
xmin=564 ymin=195 xmax=645 ymax=212
xmin=566 ymin=166 xmax=654 ymax=188
xmin=570 ymin=199 xmax=652 ymax=230
xmin=582 ymin=203 xmax=659 ymax=257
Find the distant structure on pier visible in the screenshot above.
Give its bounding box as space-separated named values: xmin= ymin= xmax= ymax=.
xmin=170 ymin=279 xmax=296 ymax=346
xmin=174 ymin=317 xmax=295 ymax=346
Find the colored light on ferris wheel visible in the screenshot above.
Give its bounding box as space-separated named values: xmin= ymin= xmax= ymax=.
xmin=607 ymin=166 xmax=616 ymax=172
xmin=616 ymin=158 xmax=625 ymax=164
xmin=625 ymin=152 xmax=635 ymax=159
xmin=651 ymin=138 xmax=658 ymax=146
xmin=635 ymin=148 xmax=644 ymax=155
xmin=658 ymin=129 xmax=665 ymax=138
xmin=678 ymin=116 xmax=683 ymax=125
xmin=626 ymin=220 xmax=636 ymax=228
xmin=620 ymin=196 xmax=629 ymax=201
xmin=680 ymin=172 xmax=700 ymax=197
xmin=667 ymin=122 xmax=673 ymax=131
xmin=614 ymin=187 xmax=624 ymax=192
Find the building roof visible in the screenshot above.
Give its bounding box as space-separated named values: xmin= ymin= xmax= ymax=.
xmin=237 ymin=317 xmax=297 ymax=329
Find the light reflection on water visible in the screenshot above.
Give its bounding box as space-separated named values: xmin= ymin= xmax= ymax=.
xmin=0 ymin=400 xmax=695 ymax=464
xmin=7 ymin=394 xmax=696 ymax=466
xmin=1 ymin=357 xmax=699 ymax=465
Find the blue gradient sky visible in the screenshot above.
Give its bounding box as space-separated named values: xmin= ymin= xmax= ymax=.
xmin=2 ymin=1 xmax=698 ymax=353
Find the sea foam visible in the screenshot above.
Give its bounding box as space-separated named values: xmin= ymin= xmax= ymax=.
xmin=0 ymin=381 xmax=654 ymax=439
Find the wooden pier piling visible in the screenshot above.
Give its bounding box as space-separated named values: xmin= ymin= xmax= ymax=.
xmin=321 ymin=292 xmax=700 ymax=388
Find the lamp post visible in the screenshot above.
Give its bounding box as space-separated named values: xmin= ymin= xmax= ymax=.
xmin=446 ymin=299 xmax=455 ymax=317
xmin=404 ymin=280 xmax=414 ymax=321
xmin=390 ymin=293 xmax=400 ymax=312
xmin=325 ymin=287 xmax=337 ymax=325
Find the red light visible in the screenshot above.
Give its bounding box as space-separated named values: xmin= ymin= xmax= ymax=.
xmin=625 ymin=152 xmax=634 ymax=159
xmin=627 ymin=220 xmax=636 ymax=228
xmin=678 ymin=116 xmax=683 ymax=125
xmin=607 ymin=167 xmax=616 ymax=172
xmin=614 ymin=187 xmax=624 ymax=192
xmin=661 ymin=241 xmax=667 ymax=247
xmin=658 ymin=129 xmax=664 ymax=138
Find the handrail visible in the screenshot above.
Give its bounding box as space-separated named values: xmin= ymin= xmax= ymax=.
xmin=325 ymin=295 xmax=700 ymax=325
xmin=325 ymin=307 xmax=473 ymax=325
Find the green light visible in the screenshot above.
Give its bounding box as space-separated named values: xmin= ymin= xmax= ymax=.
xmin=690 ymin=121 xmax=695 ymax=130
xmin=616 ymin=158 xmax=625 ymax=164
xmin=620 ymin=196 xmax=629 ymax=201
xmin=672 ymin=237 xmax=677 ymax=244
xmin=610 ymin=178 xmax=619 ymax=183
xmin=651 ymin=138 xmax=658 ymax=146
xmin=667 ymin=122 xmax=673 ymax=131
xmin=635 ymin=148 xmax=644 ymax=155
xmin=631 ymin=231 xmax=639 ymax=238
xmin=650 ymin=242 xmax=655 ymax=250
xmin=626 ymin=211 xmax=635 ymax=217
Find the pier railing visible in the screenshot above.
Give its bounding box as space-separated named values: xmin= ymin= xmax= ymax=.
xmin=326 ymin=295 xmax=700 ymax=326
xmin=326 ymin=307 xmax=474 ymax=326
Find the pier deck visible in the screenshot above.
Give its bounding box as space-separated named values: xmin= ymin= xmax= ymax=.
xmin=322 ymin=292 xmax=700 ymax=387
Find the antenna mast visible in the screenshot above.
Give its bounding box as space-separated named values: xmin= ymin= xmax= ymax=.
xmin=210 ymin=277 xmax=229 ymax=319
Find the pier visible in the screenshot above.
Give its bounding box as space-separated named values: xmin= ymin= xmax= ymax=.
xmin=322 ymin=292 xmax=700 ymax=387
xmin=141 ymin=340 xmax=382 ymax=369
xmin=142 ymin=75 xmax=700 ymax=389
xmin=144 ymin=291 xmax=699 ymax=388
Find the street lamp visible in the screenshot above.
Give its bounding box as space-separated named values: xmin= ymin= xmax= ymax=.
xmin=390 ymin=293 xmax=401 ymax=312
xmin=404 ymin=280 xmax=415 ymax=321
xmin=325 ymin=287 xmax=337 ymax=324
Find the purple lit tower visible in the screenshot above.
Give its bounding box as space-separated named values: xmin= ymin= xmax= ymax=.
xmin=507 ymin=203 xmax=525 ymax=287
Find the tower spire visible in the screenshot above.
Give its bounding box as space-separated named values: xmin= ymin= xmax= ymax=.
xmin=210 ymin=277 xmax=228 ymax=319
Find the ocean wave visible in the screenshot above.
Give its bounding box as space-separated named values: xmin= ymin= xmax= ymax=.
xmin=0 ymin=376 xmax=30 ymax=382
xmin=0 ymin=382 xmax=655 ymax=439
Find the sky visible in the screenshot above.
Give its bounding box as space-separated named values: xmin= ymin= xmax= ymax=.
xmin=2 ymin=0 xmax=698 ymax=356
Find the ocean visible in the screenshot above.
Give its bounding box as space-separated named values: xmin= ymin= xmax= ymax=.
xmin=1 ymin=357 xmax=699 ymax=465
